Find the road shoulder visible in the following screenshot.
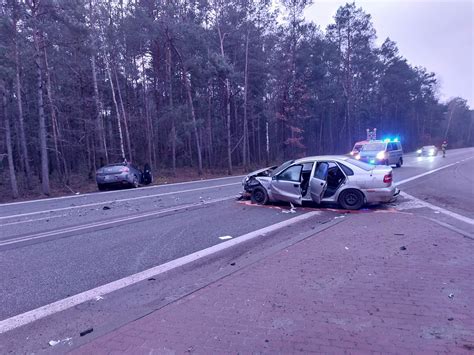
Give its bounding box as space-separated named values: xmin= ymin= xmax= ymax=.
xmin=72 ymin=211 xmax=474 ymax=354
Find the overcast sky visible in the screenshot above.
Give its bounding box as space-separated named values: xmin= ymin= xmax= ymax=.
xmin=304 ymin=0 xmax=473 ymax=108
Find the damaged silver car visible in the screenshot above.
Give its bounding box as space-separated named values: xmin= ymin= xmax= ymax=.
xmin=242 ymin=156 xmax=399 ymax=210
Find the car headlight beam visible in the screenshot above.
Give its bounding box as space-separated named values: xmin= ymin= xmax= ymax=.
xmin=376 ymin=151 xmax=386 ymax=160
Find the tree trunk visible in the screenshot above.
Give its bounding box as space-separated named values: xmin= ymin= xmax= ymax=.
xmin=104 ymin=52 xmax=126 ymax=160
xmin=206 ymin=82 xmax=213 ymax=169
xmin=167 ymin=43 xmax=176 ymax=175
xmin=33 ymin=24 xmax=50 ymax=195
xmin=43 ymin=41 xmax=65 ymax=180
xmin=13 ymin=13 xmax=32 ymax=189
xmin=217 ymin=25 xmax=232 ymax=175
xmin=91 ymin=55 xmax=109 ymax=164
xmin=169 ymin=40 xmax=203 ymax=175
xmin=114 ymin=68 xmax=133 ymax=161
xmin=242 ymin=29 xmax=250 ymax=170
xmin=183 ymin=72 xmax=203 ymax=175
xmin=1 ymin=83 xmax=19 ymax=198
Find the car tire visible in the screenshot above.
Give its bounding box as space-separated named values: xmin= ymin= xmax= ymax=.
xmin=132 ymin=176 xmax=139 ymax=188
xmin=396 ymin=158 xmax=403 ymax=168
xmin=251 ymin=186 xmax=269 ymax=205
xmin=98 ymin=184 xmax=106 ymax=191
xmin=339 ymin=189 xmax=365 ymax=210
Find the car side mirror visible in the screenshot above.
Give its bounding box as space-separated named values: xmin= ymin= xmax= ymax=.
xmin=272 ymin=175 xmax=277 ymax=181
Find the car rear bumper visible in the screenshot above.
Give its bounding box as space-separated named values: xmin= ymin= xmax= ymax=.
xmin=365 ymin=186 xmax=399 ymax=204
xmin=96 ymin=175 xmax=133 ymax=186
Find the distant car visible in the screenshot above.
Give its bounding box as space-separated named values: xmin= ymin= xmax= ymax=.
xmin=349 ymin=140 xmax=369 ymax=156
xmin=242 ymin=156 xmax=399 ymax=210
xmin=356 ymin=139 xmax=403 ymax=167
xmin=96 ymin=162 xmax=152 ymax=191
xmin=417 ymin=145 xmax=438 ymax=157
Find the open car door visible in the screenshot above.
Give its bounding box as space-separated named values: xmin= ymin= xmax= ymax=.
xmin=271 ymin=164 xmax=303 ymax=205
xmin=310 ymin=162 xmax=328 ymax=204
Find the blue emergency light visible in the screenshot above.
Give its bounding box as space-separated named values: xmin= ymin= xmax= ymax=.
xmin=383 ymin=137 xmax=400 ymax=143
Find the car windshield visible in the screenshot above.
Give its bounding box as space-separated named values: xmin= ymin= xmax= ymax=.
xmin=271 ymin=160 xmax=294 ymax=176
xmin=346 ymin=158 xmax=373 ymax=171
xmin=361 ymin=143 xmax=386 ymax=151
xmin=353 ymin=144 xmax=363 ymax=151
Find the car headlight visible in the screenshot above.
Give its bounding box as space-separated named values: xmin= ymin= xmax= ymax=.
xmin=429 ymin=149 xmax=435 ymax=155
xmin=417 ymin=149 xmax=422 ymax=154
xmin=355 ymin=154 xmax=361 ymax=160
xmin=376 ymin=151 xmax=386 ymax=160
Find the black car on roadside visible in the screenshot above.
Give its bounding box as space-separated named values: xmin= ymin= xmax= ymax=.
xmin=95 ymin=162 xmax=152 ymax=191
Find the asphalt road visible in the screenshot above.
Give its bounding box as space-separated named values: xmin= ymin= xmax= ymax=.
xmin=0 ymin=147 xmax=473 ymax=353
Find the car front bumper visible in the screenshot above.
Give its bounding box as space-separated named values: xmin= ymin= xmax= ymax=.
xmin=359 ymin=157 xmax=386 ymax=165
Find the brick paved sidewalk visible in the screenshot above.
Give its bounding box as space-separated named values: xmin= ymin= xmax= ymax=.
xmin=73 ymin=212 xmax=474 ymax=354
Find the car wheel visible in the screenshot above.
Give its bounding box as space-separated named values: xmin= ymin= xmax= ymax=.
xmin=132 ymin=176 xmax=139 ymax=188
xmin=98 ymin=184 xmax=106 ymax=191
xmin=396 ymin=158 xmax=403 ymax=168
xmin=339 ymin=189 xmax=364 ymax=210
xmin=251 ymin=186 xmax=269 ymax=205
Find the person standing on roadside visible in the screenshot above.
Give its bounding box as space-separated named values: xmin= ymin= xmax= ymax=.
xmin=441 ymin=141 xmax=448 ymax=157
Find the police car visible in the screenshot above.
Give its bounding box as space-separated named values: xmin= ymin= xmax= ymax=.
xmin=355 ymin=138 xmax=404 ymax=168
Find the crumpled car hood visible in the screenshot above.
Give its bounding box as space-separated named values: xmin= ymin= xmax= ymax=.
xmin=242 ymin=166 xmax=277 ymax=184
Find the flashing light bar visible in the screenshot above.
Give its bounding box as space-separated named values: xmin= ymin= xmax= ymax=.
xmin=383 ymin=137 xmax=400 ymax=143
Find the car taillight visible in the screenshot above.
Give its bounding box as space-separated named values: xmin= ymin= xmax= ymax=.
xmin=383 ymin=173 xmax=392 ymax=184
xmin=121 ymin=167 xmax=130 ymax=173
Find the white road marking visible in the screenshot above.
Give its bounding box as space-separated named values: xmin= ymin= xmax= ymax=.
xmin=394 ymin=161 xmax=465 ymax=186
xmin=398 ymin=192 xmax=474 ymax=226
xmin=0 ymin=182 xmax=240 ymax=221
xmin=0 ymin=196 xmax=235 ymax=247
xmin=0 ymin=214 xmax=66 ymax=227
xmin=0 ymin=211 xmax=319 ymax=334
xmin=219 ymin=236 xmax=233 ymax=240
xmin=0 ymin=175 xmax=244 ymax=207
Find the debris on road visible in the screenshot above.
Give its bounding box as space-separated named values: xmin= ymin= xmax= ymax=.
xmin=95 ymin=295 xmax=104 ymax=301
xmin=80 ymin=328 xmax=94 ymax=337
xmin=219 ymin=236 xmax=233 ymax=240
xmin=230 ymin=262 xmax=236 ymax=266
xmin=448 ymin=293 xmax=454 ymax=299
xmin=394 ymin=233 xmax=405 ymax=236
xmin=148 ymin=277 xmax=156 ymax=281
xmin=448 ymin=317 xmax=454 ymax=321
xmin=344 ymin=246 xmax=349 ymax=250
xmin=48 ymin=337 xmax=72 ymax=347
xmin=400 ymin=246 xmax=407 ymax=251
xmin=102 ymin=206 xmax=111 ymax=210
xmin=282 ymin=203 xmax=296 ymax=214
